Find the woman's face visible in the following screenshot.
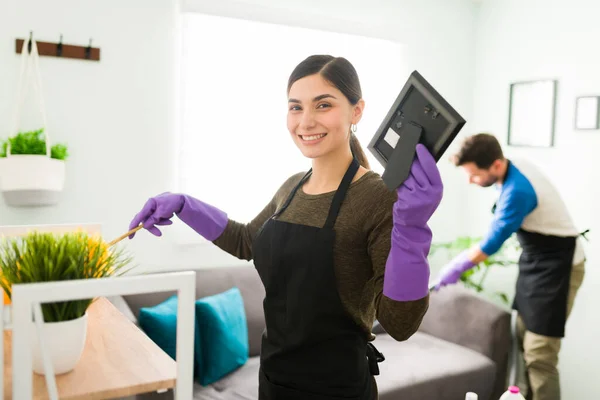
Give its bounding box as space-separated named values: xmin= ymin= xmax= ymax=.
xmin=287 ymin=74 xmax=363 ymax=160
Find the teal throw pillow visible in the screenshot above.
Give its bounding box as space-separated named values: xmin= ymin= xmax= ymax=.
xmin=195 ymin=287 xmax=249 ymax=386
xmin=138 ymin=287 xmax=249 ymax=386
xmin=138 ymin=295 xmax=202 ymax=375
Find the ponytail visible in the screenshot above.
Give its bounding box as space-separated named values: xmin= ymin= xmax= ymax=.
xmin=349 ymin=133 xmax=370 ymax=169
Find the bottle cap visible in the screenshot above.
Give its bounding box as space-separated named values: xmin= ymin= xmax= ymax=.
xmin=509 ymin=386 xmax=520 ymax=394
xmin=465 ymin=392 xmax=478 ymax=400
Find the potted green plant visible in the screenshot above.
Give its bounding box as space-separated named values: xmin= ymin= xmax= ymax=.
xmin=429 ymin=235 xmax=521 ymax=306
xmin=0 ymin=231 xmax=133 ymax=375
xmin=0 ymin=128 xmax=69 ymax=207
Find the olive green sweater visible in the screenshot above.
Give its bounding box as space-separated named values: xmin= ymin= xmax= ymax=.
xmin=212 ymin=170 xmax=429 ymax=342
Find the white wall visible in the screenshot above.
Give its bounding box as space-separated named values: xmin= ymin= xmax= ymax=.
xmin=0 ymin=0 xmax=478 ymax=273
xmin=471 ymin=0 xmax=600 ymax=397
xmin=0 ymin=0 xmax=186 ymax=268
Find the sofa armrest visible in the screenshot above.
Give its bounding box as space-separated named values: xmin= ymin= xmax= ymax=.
xmin=106 ymin=295 xmax=138 ymax=325
xmin=419 ymin=285 xmax=511 ymax=397
xmin=420 ymin=285 xmax=510 ymax=358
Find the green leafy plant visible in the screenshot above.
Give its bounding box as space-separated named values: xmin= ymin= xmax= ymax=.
xmin=429 ymin=235 xmax=521 ymax=305
xmin=0 ymin=128 xmax=69 ymax=160
xmin=0 ymin=232 xmax=134 ymax=322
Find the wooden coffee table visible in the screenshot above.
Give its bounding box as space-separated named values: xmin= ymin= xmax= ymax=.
xmin=3 ymin=297 xmax=177 ymax=399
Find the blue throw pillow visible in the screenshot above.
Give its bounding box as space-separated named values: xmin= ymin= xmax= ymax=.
xmin=138 ymin=287 xmax=249 ymax=386
xmin=138 ymin=295 xmax=203 ymax=375
xmin=195 ymin=287 xmax=249 ymax=386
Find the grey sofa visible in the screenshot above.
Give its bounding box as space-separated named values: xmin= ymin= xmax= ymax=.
xmin=120 ymin=265 xmax=511 ymax=400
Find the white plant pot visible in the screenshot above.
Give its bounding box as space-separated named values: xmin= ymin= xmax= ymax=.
xmin=31 ymin=312 xmax=88 ymax=375
xmin=0 ymin=155 xmax=66 ymax=207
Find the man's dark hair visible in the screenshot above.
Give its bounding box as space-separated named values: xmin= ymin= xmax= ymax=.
xmin=451 ymin=133 xmax=505 ymax=169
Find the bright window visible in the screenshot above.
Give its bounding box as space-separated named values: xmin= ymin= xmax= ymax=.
xmin=178 ymin=12 xmax=406 ymax=226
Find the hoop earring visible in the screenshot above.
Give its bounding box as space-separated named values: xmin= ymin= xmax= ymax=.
xmin=351 ymin=124 xmax=357 ymax=133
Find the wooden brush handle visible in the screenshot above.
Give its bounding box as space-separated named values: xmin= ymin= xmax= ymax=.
xmin=107 ymin=224 xmax=143 ymax=247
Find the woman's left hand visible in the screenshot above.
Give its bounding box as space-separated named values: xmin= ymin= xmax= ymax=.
xmin=393 ymin=143 xmax=443 ymax=227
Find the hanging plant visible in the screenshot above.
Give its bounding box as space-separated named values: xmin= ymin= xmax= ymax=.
xmin=0 ymin=37 xmax=68 ymax=207
xmin=0 ymin=128 xmax=68 ymax=160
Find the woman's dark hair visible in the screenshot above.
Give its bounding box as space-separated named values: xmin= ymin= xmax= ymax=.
xmin=287 ymin=55 xmax=370 ymax=169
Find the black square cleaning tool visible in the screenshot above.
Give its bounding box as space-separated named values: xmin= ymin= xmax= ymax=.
xmin=367 ymin=70 xmax=466 ymax=191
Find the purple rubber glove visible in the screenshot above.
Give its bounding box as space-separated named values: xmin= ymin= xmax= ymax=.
xmin=383 ymin=144 xmax=443 ymax=301
xmin=432 ymin=251 xmax=476 ymax=290
xmin=128 ymin=192 xmax=228 ymax=241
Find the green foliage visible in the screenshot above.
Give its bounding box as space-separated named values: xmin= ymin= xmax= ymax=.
xmin=429 ymin=235 xmax=521 ymax=305
xmin=0 ymin=232 xmax=134 ymax=322
xmin=0 ymin=128 xmax=69 ymax=160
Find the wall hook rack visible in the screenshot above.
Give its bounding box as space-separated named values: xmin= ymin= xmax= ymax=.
xmin=15 ymin=32 xmax=100 ymax=61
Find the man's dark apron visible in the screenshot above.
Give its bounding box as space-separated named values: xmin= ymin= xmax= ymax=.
xmin=252 ymin=158 xmax=382 ymax=400
xmin=513 ymin=229 xmax=575 ymax=338
xmin=492 ymin=162 xmax=578 ymax=338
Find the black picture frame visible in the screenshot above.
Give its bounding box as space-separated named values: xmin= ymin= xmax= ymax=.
xmin=367 ymin=70 xmax=466 ymax=190
xmin=574 ymin=96 xmax=600 ymax=130
xmin=507 ymin=79 xmax=557 ymax=148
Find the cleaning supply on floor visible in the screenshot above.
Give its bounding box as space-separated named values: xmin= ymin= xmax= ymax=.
xmin=499 ymin=386 xmax=526 ymax=400
xmin=465 ymin=392 xmax=478 ymax=400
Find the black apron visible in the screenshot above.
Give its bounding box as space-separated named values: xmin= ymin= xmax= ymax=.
xmin=252 ymin=158 xmax=381 ymax=400
xmin=512 ymin=229 xmax=576 ymax=338
xmin=491 ymin=162 xmax=578 ymax=338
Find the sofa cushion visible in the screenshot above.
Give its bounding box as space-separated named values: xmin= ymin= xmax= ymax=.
xmin=132 ymin=358 xmax=261 ymax=400
xmin=123 ymin=265 xmax=266 ymax=357
xmin=192 ymin=357 xmax=261 ymax=400
xmin=195 ymin=287 xmax=249 ymax=386
xmin=418 ymin=285 xmax=511 ymax=399
xmin=138 ymin=287 xmax=249 ymax=386
xmin=138 ymin=295 xmax=202 ymax=370
xmin=373 ymin=332 xmax=496 ymax=400
xmin=134 ymin=333 xmax=496 ymax=400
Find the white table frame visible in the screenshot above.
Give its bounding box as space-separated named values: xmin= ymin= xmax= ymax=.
xmin=2 ymin=272 xmax=196 ymax=400
xmin=0 ymin=223 xmax=196 ymax=400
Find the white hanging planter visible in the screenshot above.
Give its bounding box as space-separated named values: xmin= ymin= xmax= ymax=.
xmin=0 ymin=155 xmax=65 ymax=207
xmin=31 ymin=312 xmax=88 ymax=375
xmin=1 ymin=36 xmax=67 ymax=207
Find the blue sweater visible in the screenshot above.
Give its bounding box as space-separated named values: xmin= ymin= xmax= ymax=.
xmin=479 ymin=162 xmax=538 ymax=256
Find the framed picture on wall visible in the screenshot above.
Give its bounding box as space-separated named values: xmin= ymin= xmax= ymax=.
xmin=507 ymin=79 xmax=557 ymax=147
xmin=575 ymin=96 xmax=600 ymax=130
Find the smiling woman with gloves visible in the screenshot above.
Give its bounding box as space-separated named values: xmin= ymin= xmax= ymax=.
xmin=128 ymin=55 xmax=443 ymax=400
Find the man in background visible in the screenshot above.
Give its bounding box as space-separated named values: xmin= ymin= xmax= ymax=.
xmin=433 ymin=133 xmax=586 ymax=400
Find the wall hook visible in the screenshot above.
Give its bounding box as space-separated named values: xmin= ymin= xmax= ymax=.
xmin=84 ymin=38 xmax=92 ymax=59
xmin=27 ymin=31 xmax=33 ymax=54
xmin=56 ymin=34 xmax=63 ymax=57
xmin=15 ymin=34 xmax=100 ymax=61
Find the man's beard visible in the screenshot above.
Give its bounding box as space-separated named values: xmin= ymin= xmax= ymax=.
xmin=480 ymin=175 xmax=499 ymax=187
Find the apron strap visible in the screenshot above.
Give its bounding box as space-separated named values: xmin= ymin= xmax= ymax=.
xmin=323 ymin=158 xmax=359 ymax=230
xmin=274 ymin=169 xmax=312 ymax=218
xmin=274 ymin=158 xmax=359 ymax=227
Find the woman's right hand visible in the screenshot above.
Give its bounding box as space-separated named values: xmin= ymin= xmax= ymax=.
xmin=128 ymin=193 xmax=185 ymax=238
xmin=128 ymin=193 xmax=229 ymax=241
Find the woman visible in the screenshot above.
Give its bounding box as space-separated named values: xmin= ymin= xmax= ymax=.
xmin=128 ymin=55 xmax=443 ymax=399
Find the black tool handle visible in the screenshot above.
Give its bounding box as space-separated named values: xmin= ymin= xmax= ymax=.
xmin=381 ymin=122 xmax=423 ymax=191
